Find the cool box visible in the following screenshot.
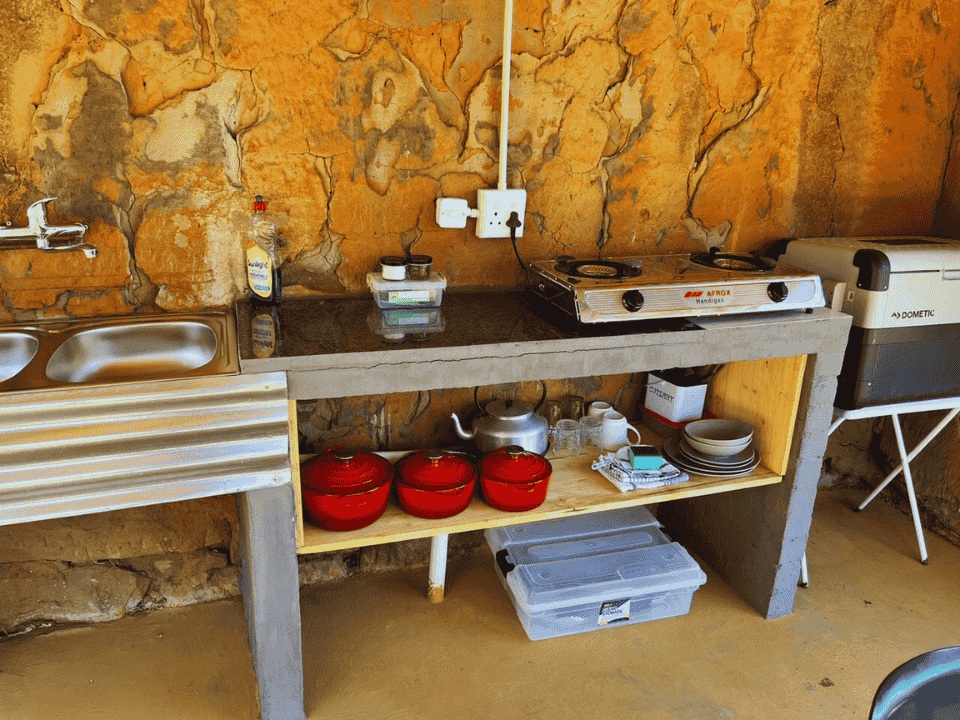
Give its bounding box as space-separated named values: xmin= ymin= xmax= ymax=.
xmin=775 ymin=237 xmax=960 ymax=409
xmin=485 ymin=507 xmax=707 ymax=641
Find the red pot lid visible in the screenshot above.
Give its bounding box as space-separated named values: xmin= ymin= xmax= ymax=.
xmin=396 ymin=450 xmax=476 ymax=491
xmin=301 ymin=450 xmax=393 ymax=495
xmin=479 ymin=445 xmax=551 ymax=484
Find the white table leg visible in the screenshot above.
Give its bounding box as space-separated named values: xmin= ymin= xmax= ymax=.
xmin=885 ymin=414 xmax=930 ymax=564
xmin=857 ymin=408 xmax=960 ymax=515
xmin=828 ymin=415 xmax=847 ymax=436
xmin=428 ymin=534 xmax=449 ymax=603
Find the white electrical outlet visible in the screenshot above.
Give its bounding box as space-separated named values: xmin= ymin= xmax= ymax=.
xmin=476 ymin=188 xmax=526 ymax=239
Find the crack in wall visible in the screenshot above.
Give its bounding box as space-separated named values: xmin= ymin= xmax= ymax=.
xmin=932 ymin=84 xmax=960 ymax=234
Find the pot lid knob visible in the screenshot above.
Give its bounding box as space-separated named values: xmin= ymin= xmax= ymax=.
xmin=425 ymin=449 xmax=445 ymax=464
xmin=503 ymin=445 xmax=525 ymax=457
xmin=332 ymin=449 xmax=356 ymax=462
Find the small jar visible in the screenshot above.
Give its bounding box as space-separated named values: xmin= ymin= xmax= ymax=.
xmin=406 ymin=254 xmax=433 ymax=280
xmin=380 ymin=256 xmax=407 ymax=280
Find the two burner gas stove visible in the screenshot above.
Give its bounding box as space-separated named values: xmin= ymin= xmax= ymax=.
xmin=526 ymin=249 xmax=826 ymax=324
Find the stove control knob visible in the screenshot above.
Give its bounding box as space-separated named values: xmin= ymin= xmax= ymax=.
xmin=622 ymin=290 xmax=644 ymax=312
xmin=767 ymin=282 xmax=789 ymax=303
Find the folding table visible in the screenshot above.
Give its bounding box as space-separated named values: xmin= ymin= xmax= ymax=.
xmin=800 ymin=396 xmax=960 ymax=586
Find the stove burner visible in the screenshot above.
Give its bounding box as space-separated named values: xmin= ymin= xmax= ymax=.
xmin=689 ymin=248 xmax=774 ymax=272
xmin=554 ymin=256 xmax=643 ymax=280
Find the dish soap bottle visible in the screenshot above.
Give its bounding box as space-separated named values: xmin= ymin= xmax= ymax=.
xmin=246 ymin=195 xmax=281 ymax=304
xmin=251 ymin=304 xmax=282 ymax=358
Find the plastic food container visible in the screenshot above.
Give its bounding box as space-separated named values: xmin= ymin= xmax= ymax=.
xmin=485 ymin=508 xmax=706 ymax=640
xmin=367 ymin=308 xmax=445 ymax=341
xmin=367 ymin=272 xmax=447 ymax=309
xmin=406 ymin=254 xmax=433 ymax=280
xmin=478 ymin=445 xmax=551 ymax=512
xmin=300 ymin=450 xmax=393 ymax=531
xmin=379 ymin=256 xmax=407 ymax=280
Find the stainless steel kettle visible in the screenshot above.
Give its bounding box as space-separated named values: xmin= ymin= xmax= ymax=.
xmin=450 ymin=384 xmax=549 ymax=455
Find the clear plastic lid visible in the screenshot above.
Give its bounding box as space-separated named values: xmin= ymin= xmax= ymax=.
xmin=486 ymin=506 xmax=660 ymax=550
xmin=506 ymin=543 xmax=706 ymax=613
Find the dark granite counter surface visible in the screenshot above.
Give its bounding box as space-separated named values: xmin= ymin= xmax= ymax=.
xmin=235 ymin=290 xmax=700 ymax=361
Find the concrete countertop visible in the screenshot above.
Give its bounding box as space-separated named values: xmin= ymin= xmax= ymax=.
xmin=234 ymin=290 xmax=854 ymax=621
xmin=234 ymin=291 xmax=852 ymax=399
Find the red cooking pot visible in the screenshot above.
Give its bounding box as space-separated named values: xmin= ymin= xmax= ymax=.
xmin=478 ymin=445 xmax=552 ymax=512
xmin=395 ymin=450 xmax=477 ymax=519
xmin=300 ymin=450 xmax=393 ymax=531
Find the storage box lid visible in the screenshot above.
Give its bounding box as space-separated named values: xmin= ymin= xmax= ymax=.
xmin=503 ymin=542 xmax=707 ymax=614
xmin=485 ymin=506 xmax=660 ymax=552
xmin=499 ymin=525 xmax=673 ymax=567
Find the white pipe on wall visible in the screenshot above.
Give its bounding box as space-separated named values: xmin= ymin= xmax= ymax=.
xmin=498 ymin=0 xmax=514 ymax=190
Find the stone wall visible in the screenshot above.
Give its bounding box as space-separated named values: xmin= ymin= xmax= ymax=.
xmin=0 ymin=373 xmax=641 ymax=635
xmin=1 ymin=0 xmax=959 ymax=630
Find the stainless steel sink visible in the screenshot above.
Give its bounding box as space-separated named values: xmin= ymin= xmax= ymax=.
xmin=46 ymin=321 xmax=220 ymax=383
xmin=0 ymin=332 xmax=40 ymax=383
xmin=0 ymin=311 xmax=238 ymax=392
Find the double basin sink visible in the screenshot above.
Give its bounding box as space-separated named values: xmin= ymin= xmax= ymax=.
xmin=0 ymin=311 xmax=239 ymax=392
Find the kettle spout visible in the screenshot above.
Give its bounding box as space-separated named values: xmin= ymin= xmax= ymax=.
xmin=450 ymin=413 xmax=474 ymax=441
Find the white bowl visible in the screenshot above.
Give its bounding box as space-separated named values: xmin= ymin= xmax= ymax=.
xmin=683 ymin=435 xmax=751 ymax=457
xmin=683 ymin=419 xmax=753 ymax=456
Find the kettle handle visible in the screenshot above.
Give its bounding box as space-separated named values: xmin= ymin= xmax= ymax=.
xmin=534 ymin=379 xmax=546 ymax=413
xmin=473 ymin=380 xmax=547 ymax=415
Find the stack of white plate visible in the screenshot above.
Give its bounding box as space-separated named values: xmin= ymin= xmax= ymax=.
xmin=662 ymin=419 xmax=760 ymax=478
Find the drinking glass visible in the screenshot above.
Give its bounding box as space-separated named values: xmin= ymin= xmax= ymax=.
xmin=542 ymin=399 xmax=563 ymax=427
xmin=579 ymin=415 xmax=604 ymax=452
xmin=563 ymin=395 xmax=584 ymax=421
xmin=550 ymin=419 xmax=581 ymax=457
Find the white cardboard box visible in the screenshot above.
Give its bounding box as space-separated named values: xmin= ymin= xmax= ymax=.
xmin=644 ymin=373 xmax=707 ymax=423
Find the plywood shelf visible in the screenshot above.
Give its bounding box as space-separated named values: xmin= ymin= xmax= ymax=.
xmin=296 ymin=444 xmax=782 ymax=555
xmin=290 ymin=353 xmax=808 ymax=556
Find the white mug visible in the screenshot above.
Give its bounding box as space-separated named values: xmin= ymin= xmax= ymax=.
xmin=601 ymin=411 xmax=641 ymax=451
xmin=587 ymin=401 xmax=613 ymax=417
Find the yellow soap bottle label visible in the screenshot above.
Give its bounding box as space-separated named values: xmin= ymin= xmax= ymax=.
xmin=246 ymin=242 xmax=273 ymax=299
xmin=251 ymin=312 xmax=277 ymax=358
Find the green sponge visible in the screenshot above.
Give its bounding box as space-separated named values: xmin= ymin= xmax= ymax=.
xmin=629 ymin=445 xmax=663 ymax=471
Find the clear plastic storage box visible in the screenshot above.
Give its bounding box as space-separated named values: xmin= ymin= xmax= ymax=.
xmin=484 ymin=507 xmax=707 ymax=641
xmin=366 ymin=272 xmax=446 ymax=309
xmin=367 ymin=307 xmax=445 ymax=340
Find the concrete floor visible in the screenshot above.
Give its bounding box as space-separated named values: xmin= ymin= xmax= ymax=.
xmin=2 ymin=487 xmax=959 ymax=720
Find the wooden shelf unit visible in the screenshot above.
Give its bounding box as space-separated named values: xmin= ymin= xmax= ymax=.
xmin=291 ymin=354 xmax=807 ymax=555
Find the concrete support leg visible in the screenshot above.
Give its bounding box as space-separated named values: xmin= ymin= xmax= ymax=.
xmin=659 ymin=351 xmax=844 ymax=619
xmin=236 ymin=486 xmax=307 ymax=720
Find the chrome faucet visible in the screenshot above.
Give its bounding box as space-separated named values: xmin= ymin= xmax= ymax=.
xmin=0 ymin=198 xmax=97 ymax=258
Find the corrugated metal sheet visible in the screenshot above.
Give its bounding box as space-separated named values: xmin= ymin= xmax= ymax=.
xmin=0 ymin=372 xmax=291 ymax=525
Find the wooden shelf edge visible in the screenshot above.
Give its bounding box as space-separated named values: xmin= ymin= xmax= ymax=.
xmin=297 ymin=464 xmax=782 ymax=555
